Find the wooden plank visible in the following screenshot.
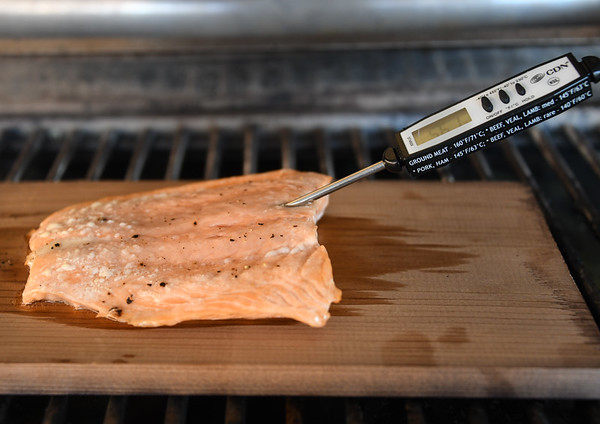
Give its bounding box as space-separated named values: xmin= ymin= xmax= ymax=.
xmin=0 ymin=180 xmax=599 ymax=397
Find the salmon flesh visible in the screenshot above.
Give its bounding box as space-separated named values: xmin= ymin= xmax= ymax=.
xmin=22 ymin=170 xmax=341 ymax=327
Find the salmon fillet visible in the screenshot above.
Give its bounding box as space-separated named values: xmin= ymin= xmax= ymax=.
xmin=22 ymin=169 xmax=341 ymax=327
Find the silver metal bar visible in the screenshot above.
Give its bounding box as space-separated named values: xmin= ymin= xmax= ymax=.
xmin=315 ymin=129 xmax=335 ymax=177
xmin=6 ymin=129 xmax=43 ymax=182
xmin=284 ymin=160 xmax=386 ymax=207
xmin=280 ymin=128 xmax=296 ymax=169
xmin=42 ymin=396 xmax=68 ymax=424
xmin=564 ymin=124 xmax=600 ymax=178
xmin=86 ymin=130 xmax=117 ymax=181
xmin=125 ymin=130 xmax=153 ymax=181
xmin=224 ymin=396 xmax=246 ymax=424
xmin=103 ymin=396 xmax=128 ymax=424
xmin=165 ymin=128 xmax=189 ymax=181
xmin=469 ymin=151 xmax=494 ymax=180
xmin=204 ymin=127 xmax=222 ymax=180
xmin=530 ymin=127 xmax=600 ymax=239
xmin=46 ymin=130 xmax=78 ymax=182
xmin=163 ymin=396 xmax=189 ymax=424
xmin=243 ymin=127 xmax=257 ymax=175
xmin=0 ymin=1 xmax=597 ymax=43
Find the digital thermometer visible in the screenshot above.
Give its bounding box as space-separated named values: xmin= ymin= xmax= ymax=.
xmin=285 ymin=53 xmax=600 ymax=207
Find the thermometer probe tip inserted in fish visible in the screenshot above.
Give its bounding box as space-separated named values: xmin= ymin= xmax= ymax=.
xmin=285 ymin=53 xmax=600 ymax=207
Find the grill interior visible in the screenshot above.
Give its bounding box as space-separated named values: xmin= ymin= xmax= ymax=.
xmin=2 ymin=44 xmax=600 ymax=423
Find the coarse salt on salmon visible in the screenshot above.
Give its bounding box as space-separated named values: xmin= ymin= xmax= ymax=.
xmin=22 ymin=169 xmax=341 ymax=327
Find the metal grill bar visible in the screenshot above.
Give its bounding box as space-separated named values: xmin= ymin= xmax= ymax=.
xmin=280 ymin=129 xmax=295 ymax=170
xmin=205 ymin=128 xmax=222 ymax=180
xmin=224 ymin=397 xmax=246 ymax=424
xmin=469 ymin=151 xmax=494 ymax=180
xmin=46 ymin=130 xmax=78 ymax=182
xmin=315 ymin=129 xmax=335 ymax=177
xmin=165 ymin=129 xmax=189 ymax=181
xmin=87 ymin=130 xmax=117 ymax=181
xmin=103 ymin=396 xmax=128 ymax=424
xmin=126 ymin=130 xmax=154 ymax=181
xmin=164 ymin=396 xmax=189 ymax=424
xmin=5 ymin=129 xmax=43 ymax=182
xmin=564 ymin=124 xmax=600 ymax=178
xmin=350 ymin=128 xmax=370 ymax=172
xmin=437 ymin=165 xmax=455 ymax=182
xmin=529 ymin=127 xmax=600 ymax=239
xmin=42 ymin=396 xmax=67 ymax=424
xmin=285 ymin=397 xmax=302 ymax=424
xmin=243 ymin=127 xmax=257 ymax=175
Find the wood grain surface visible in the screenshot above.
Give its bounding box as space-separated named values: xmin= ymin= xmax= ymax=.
xmin=1 ymin=180 xmax=599 ymax=397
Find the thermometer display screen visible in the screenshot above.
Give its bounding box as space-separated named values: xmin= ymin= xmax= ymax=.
xmin=412 ymin=108 xmax=472 ymax=146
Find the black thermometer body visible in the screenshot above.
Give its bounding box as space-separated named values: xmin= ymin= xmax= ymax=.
xmin=284 ymin=54 xmax=599 ymax=207
xmin=391 ymin=53 xmax=600 ymax=175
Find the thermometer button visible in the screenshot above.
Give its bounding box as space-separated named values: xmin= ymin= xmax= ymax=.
xmin=499 ymin=89 xmax=510 ymax=104
xmin=515 ymin=83 xmax=526 ymax=95
xmin=481 ymin=96 xmax=493 ymax=112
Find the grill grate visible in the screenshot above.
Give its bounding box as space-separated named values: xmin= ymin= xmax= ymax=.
xmin=1 ymin=117 xmax=600 ymax=423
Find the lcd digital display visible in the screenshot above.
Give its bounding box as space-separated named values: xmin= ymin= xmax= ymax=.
xmin=412 ymin=108 xmax=472 ymax=146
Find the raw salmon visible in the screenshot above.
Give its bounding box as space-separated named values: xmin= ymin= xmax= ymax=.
xmin=22 ymin=169 xmax=341 ymax=327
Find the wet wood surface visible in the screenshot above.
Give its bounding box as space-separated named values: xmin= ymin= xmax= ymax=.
xmin=1 ymin=180 xmax=599 ymax=397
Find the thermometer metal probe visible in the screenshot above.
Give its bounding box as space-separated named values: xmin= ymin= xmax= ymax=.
xmin=285 ymin=53 xmax=600 ymax=207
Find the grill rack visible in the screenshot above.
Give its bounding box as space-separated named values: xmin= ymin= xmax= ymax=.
xmin=1 ymin=114 xmax=600 ymax=423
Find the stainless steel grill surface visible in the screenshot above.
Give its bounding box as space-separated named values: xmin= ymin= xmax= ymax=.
xmin=1 ymin=45 xmax=600 ymax=423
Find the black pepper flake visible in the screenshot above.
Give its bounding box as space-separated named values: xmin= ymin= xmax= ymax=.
xmin=147 ymin=283 xmax=152 ymax=287
xmin=126 ymin=295 xmax=134 ymax=304
xmin=54 ymin=243 xmax=60 ymax=247
xmin=293 ymin=225 xmax=298 ymax=227
xmin=109 ymin=307 xmax=123 ymax=317
xmin=160 ymin=282 xmax=167 ymax=287
xmin=280 ymin=234 xmax=283 ymax=237
xmin=139 ymin=262 xmax=145 ymax=267
xmin=258 ymin=223 xmax=264 ymax=226
xmin=107 ymin=292 xmax=112 ymax=296
xmin=230 ymin=239 xmax=235 ymax=242
xmin=193 ymin=221 xmax=197 ymax=225
xmin=270 ymin=234 xmax=275 ymax=238
xmin=131 ymin=234 xmax=139 ymax=238
xmin=97 ymin=217 xmax=108 ymax=222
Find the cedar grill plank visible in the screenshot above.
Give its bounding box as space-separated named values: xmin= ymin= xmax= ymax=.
xmin=0 ymin=180 xmax=599 ymax=397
